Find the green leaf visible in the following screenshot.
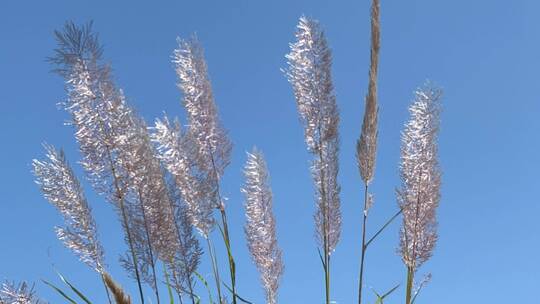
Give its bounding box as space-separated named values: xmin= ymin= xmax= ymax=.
xmin=371 ymin=284 xmax=400 ymax=304
xmin=381 ymin=284 xmax=400 ymax=299
xmin=55 ymin=271 xmax=92 ymax=304
xmin=217 ymin=224 xmax=235 ymax=272
xmin=223 ymin=282 xmax=253 ymax=304
xmin=365 ymin=209 xmax=402 ymax=248
xmin=317 ymin=247 xmax=326 ymax=270
xmin=194 ymin=270 xmax=214 ymax=304
xmin=42 ymin=279 xmax=78 ymax=304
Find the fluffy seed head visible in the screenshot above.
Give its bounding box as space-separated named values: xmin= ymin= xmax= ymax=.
xmin=285 ymin=16 xmax=342 ymax=253
xmin=152 ymin=116 xmax=216 ymax=236
xmin=242 ymin=148 xmax=284 ymax=304
xmin=398 ymin=83 xmax=442 ymax=271
xmin=173 ymin=37 xmax=232 ymax=180
xmin=0 ymin=282 xmax=44 ymax=304
xmin=357 ymin=0 xmax=380 ymax=184
xmin=32 ymin=145 xmax=105 ymax=273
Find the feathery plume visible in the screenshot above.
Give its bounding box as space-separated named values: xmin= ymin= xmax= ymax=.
xmin=0 ymin=282 xmax=44 ymax=304
xmin=398 ymin=83 xmax=442 ymax=270
xmin=32 ymin=145 xmax=105 ymax=273
xmin=116 ymin=111 xmax=187 ymax=304
xmin=398 ymin=83 xmax=442 ymax=304
xmin=172 ymin=37 xmax=232 ymax=182
xmin=357 ymin=0 xmax=380 ymax=185
xmin=241 ymin=149 xmax=284 ymax=304
xmin=165 ymin=176 xmax=203 ymax=302
xmin=284 ymin=16 xmax=341 ymax=304
xmin=152 ymin=116 xmax=216 ymax=236
xmin=120 ymin=116 xmax=179 ymax=257
xmin=285 ymin=16 xmax=342 ymax=254
xmin=173 ymin=37 xmax=236 ymax=304
xmin=103 ymin=273 xmax=132 ymax=304
xmin=49 ymin=21 xmax=146 ymax=303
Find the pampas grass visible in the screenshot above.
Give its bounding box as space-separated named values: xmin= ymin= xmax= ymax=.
xmin=0 ymin=282 xmax=44 ymax=304
xmin=18 ymin=5 xmax=445 ymax=303
xmin=241 ymin=148 xmax=284 ymax=304
xmin=284 ymin=16 xmax=342 ymax=304
xmin=398 ymin=84 xmax=442 ymax=304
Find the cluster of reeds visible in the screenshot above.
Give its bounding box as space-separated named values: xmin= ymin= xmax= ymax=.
xmin=6 ymin=1 xmax=443 ymax=303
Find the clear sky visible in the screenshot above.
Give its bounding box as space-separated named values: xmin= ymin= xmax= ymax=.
xmin=1 ymin=0 xmax=539 ymax=303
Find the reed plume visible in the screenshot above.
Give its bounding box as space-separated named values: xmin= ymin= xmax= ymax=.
xmin=152 ymin=116 xmax=216 ymax=237
xmin=103 ymin=273 xmax=132 ymax=304
xmin=49 ymin=21 xmax=145 ymax=303
xmin=173 ymin=37 xmax=232 ymax=180
xmin=241 ymin=148 xmax=284 ymax=304
xmin=33 ymin=145 xmax=105 ymax=273
xmin=284 ymin=16 xmax=341 ymax=304
xmin=152 ymin=116 xmax=212 ymax=303
xmin=356 ymin=1 xmax=380 ymax=302
xmin=117 ymin=115 xmax=184 ymax=304
xmin=358 ymin=0 xmax=380 ymax=185
xmin=32 ymin=145 xmax=112 ymax=303
xmin=398 ymin=83 xmax=442 ymax=304
xmin=0 ymin=282 xmax=44 ymax=304
xmin=166 ymin=175 xmax=203 ymax=304
xmin=172 ymin=37 xmax=236 ymax=303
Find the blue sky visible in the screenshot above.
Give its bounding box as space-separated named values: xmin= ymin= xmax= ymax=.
xmin=1 ymin=0 xmax=539 ymax=303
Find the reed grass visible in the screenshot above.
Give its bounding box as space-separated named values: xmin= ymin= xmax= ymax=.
xmin=18 ymin=4 xmax=444 ymax=303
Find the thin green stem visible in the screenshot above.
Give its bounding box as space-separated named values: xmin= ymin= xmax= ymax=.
xmin=106 ymin=148 xmax=145 ymax=304
xmin=206 ymin=237 xmax=222 ymax=303
xmin=165 ymin=185 xmax=197 ymax=304
xmin=316 ymin=137 xmax=330 ymax=304
xmin=405 ymin=267 xmax=414 ymax=304
xmin=219 ymin=208 xmax=237 ymax=304
xmin=209 ymin=151 xmax=237 ymax=304
xmin=325 ymin=254 xmax=330 ymax=304
xmin=357 ymin=183 xmax=369 ymax=304
xmin=138 ymin=190 xmax=160 ymax=304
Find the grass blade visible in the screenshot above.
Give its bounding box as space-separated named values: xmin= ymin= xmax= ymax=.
xmin=223 ymin=282 xmax=253 ymax=304
xmin=371 ymin=284 xmax=400 ymax=304
xmin=56 ymin=270 xmax=92 ymax=304
xmin=365 ymin=209 xmax=402 ymax=248
xmin=42 ymin=279 xmax=77 ymax=304
xmin=194 ymin=270 xmax=214 ymax=304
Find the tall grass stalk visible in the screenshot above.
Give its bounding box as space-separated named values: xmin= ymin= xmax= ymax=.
xmin=356 ymin=0 xmax=380 ymax=302
xmin=206 ymin=238 xmax=223 ymax=303
xmin=172 ymin=37 xmax=236 ymax=303
xmin=285 ymin=17 xmax=342 ymax=304
xmin=48 ymin=22 xmax=147 ymax=303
